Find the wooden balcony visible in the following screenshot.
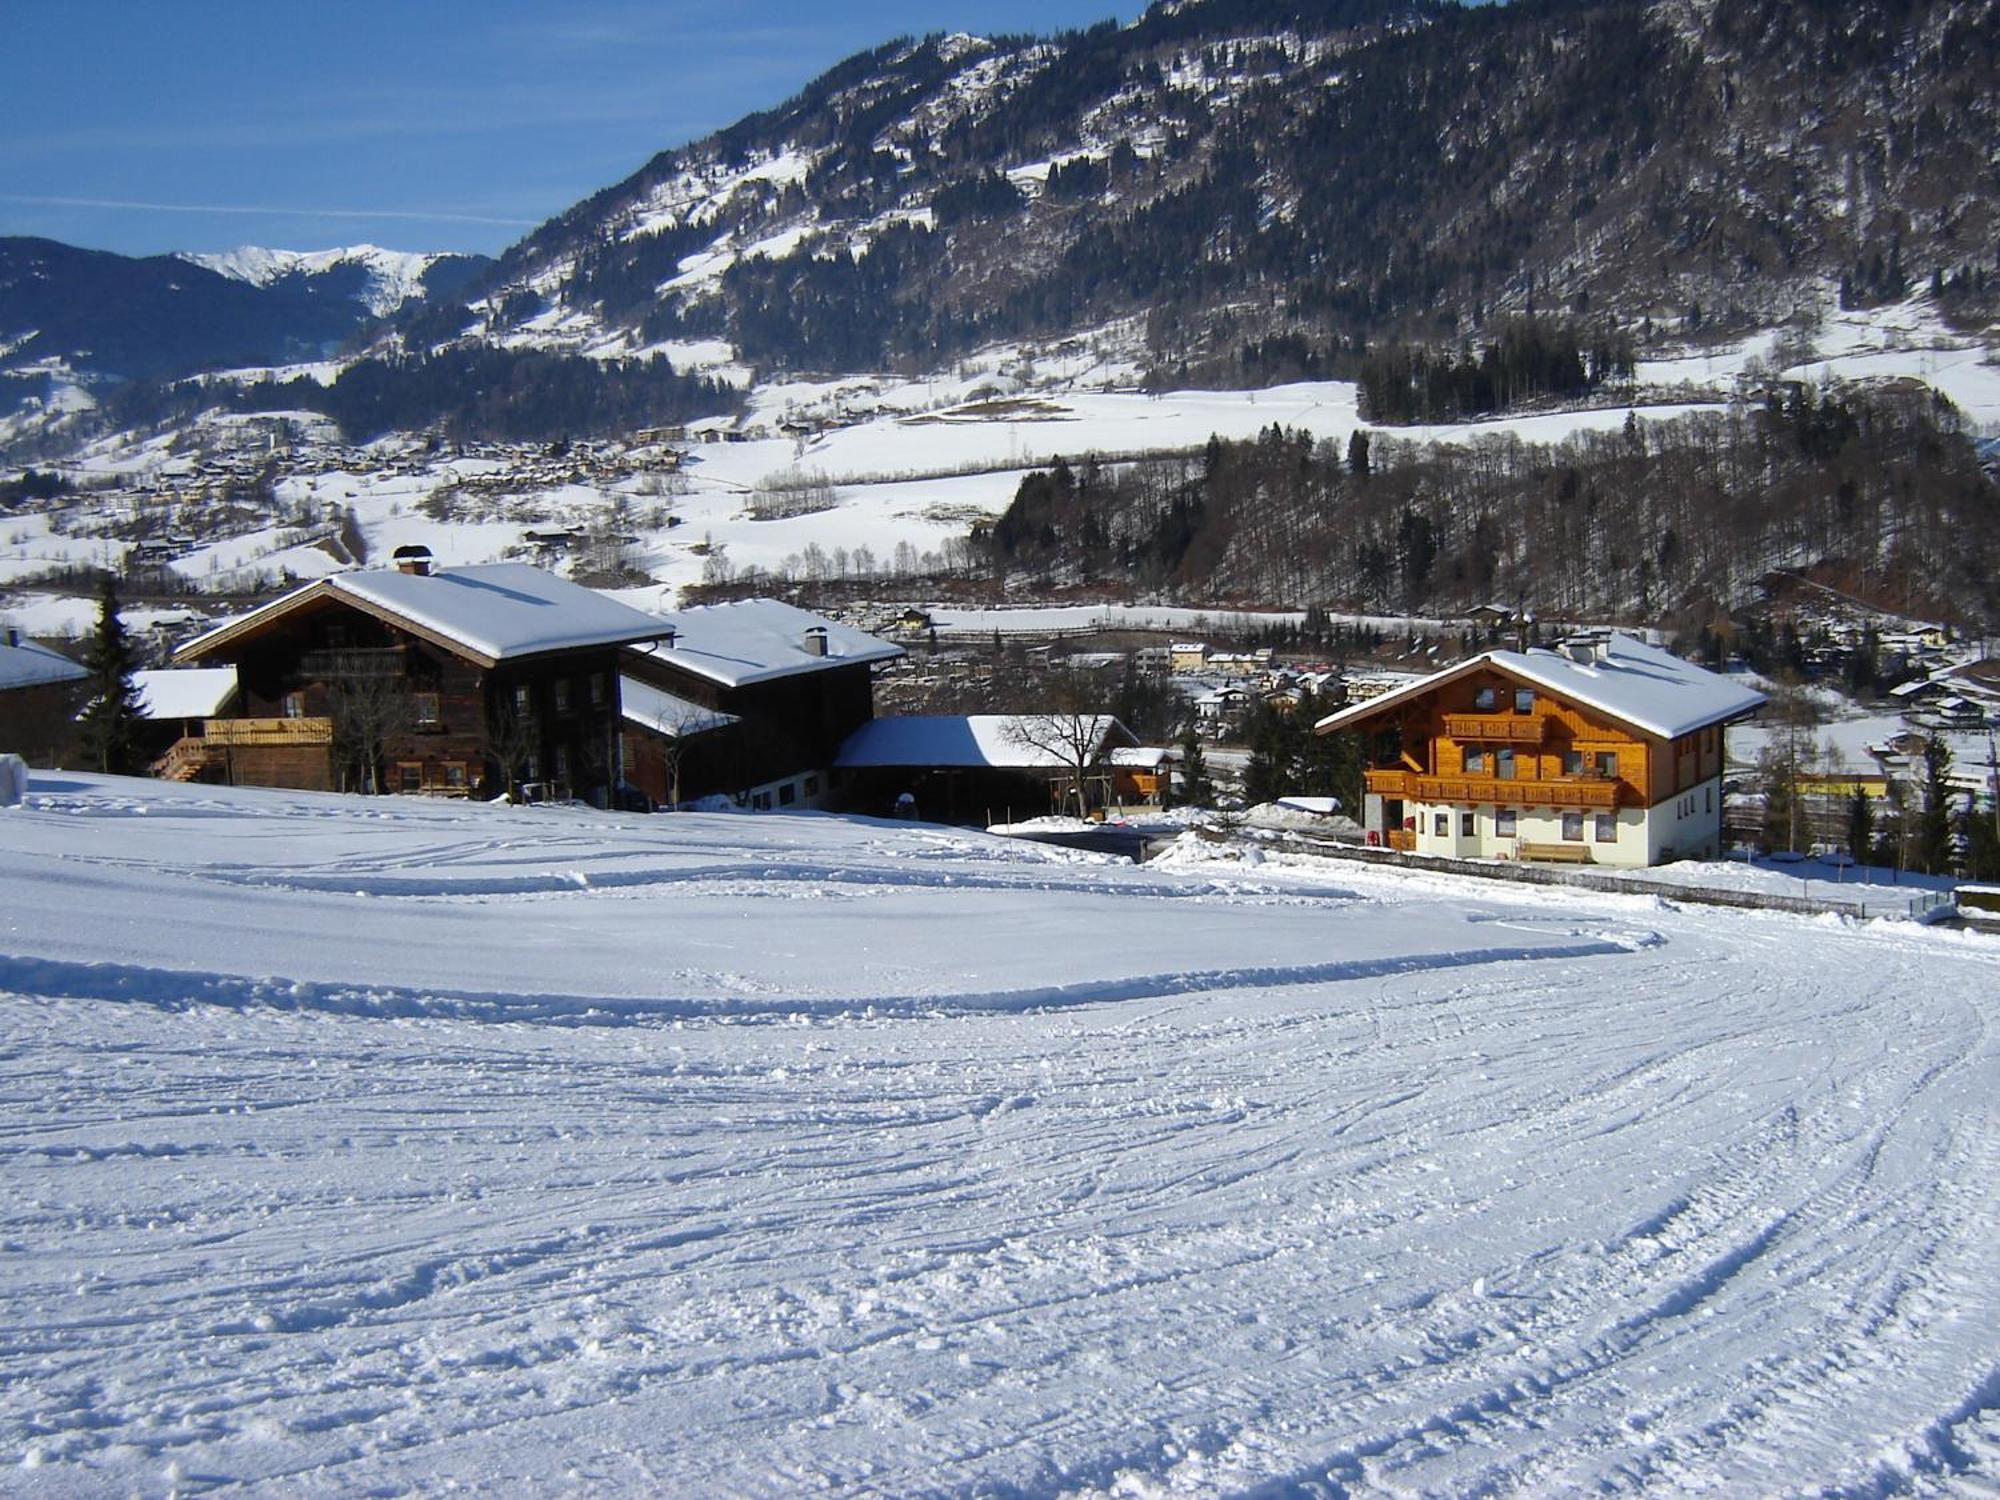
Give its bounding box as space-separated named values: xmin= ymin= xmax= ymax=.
xmin=1386 ymin=828 xmax=1417 ymax=851
xmin=1442 ymin=713 xmax=1546 ymax=743
xmin=1412 ymin=774 xmax=1619 ymax=809
xmin=1364 ymin=768 xmax=1410 ymax=797
xmin=202 ymin=716 xmax=335 ymax=748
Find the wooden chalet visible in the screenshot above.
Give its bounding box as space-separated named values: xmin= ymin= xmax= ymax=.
xmin=0 ymin=629 xmax=89 ymax=765
xmin=1315 ymin=631 xmax=1766 ymax=867
xmin=169 ymin=549 xmax=673 ymax=800
xmin=619 ymin=600 xmax=903 ymax=810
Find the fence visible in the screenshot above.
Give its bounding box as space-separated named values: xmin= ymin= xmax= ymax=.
xmin=1227 ymin=832 xmax=1956 ymax=922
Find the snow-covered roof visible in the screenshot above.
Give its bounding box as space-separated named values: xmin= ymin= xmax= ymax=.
xmin=619 ymin=677 xmax=739 ymax=739
xmin=1315 ymin=633 xmax=1767 ymax=742
xmin=176 ymin=564 xmax=673 ymax=668
xmin=628 ymin=599 xmax=903 ymax=689
xmin=0 ymin=636 xmax=87 ymax=692
xmin=133 ymin=667 xmax=237 ymax=720
xmin=1108 ymin=747 xmax=1171 ymax=769
xmin=837 ymin=714 xmax=1126 ymax=771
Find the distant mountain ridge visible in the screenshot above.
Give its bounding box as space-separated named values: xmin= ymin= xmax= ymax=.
xmin=448 ymin=0 xmax=1996 ymax=382
xmin=181 ymin=245 xmax=489 ymax=319
xmin=0 ymin=238 xmax=492 ymax=389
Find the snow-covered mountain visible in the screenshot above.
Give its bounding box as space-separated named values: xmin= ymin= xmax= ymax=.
xmin=449 ymin=0 xmax=1999 ymax=383
xmin=182 ymin=244 xmax=488 ymax=318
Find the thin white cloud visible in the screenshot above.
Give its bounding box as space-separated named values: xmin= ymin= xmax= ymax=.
xmin=0 ymin=194 xmax=536 ymax=228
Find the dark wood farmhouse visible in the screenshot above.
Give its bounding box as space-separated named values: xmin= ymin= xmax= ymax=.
xmin=0 ymin=628 xmax=89 ymax=765
xmin=620 ymin=600 xmax=903 ymax=809
xmin=170 ymin=550 xmax=672 ymax=799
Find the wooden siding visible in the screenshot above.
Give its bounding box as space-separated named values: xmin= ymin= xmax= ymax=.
xmin=1350 ymin=665 xmax=1725 ymax=812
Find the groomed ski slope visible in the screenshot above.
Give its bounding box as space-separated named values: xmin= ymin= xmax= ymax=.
xmin=0 ymin=776 xmax=1995 ymax=1496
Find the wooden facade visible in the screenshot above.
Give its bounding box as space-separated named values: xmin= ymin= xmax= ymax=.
xmin=175 ymin=587 xmax=637 ymax=802
xmin=619 ymin=652 xmax=879 ymax=810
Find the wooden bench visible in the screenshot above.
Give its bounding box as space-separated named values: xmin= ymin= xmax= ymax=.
xmin=1518 ymin=841 xmax=1593 ymax=864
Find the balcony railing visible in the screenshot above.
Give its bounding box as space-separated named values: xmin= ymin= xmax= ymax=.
xmin=202 ymin=716 xmax=335 ymax=748
xmin=1442 ymin=713 xmax=1546 ymax=744
xmin=1412 ymin=774 xmax=1619 ymax=808
xmin=1364 ymin=768 xmax=1410 ymax=797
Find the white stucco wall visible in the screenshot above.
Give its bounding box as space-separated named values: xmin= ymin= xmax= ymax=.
xmin=1402 ymin=776 xmax=1724 ymax=868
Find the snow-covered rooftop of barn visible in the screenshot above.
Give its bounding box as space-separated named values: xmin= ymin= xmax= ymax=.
xmin=619 ymin=677 xmax=739 ymax=739
xmin=1315 ymin=633 xmax=1767 ymax=741
xmin=838 ymin=714 xmax=1118 ymax=770
xmin=0 ymin=637 xmax=87 ymax=691
xmin=631 ymin=599 xmax=902 ymax=689
xmin=133 ymin=667 xmax=237 ymax=720
xmin=178 ymin=564 xmax=672 ymax=665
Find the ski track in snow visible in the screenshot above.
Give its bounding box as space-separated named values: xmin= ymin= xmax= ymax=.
xmin=0 ymin=777 xmax=1996 ymax=1496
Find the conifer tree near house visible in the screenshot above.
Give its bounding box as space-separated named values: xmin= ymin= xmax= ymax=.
xmin=1917 ymin=737 xmax=1955 ymax=875
xmin=1177 ymin=725 xmax=1214 ymax=809
xmin=76 ymin=574 xmax=145 ymax=775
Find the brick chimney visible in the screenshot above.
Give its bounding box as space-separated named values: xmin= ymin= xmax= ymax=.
xmin=392 ymin=544 xmax=434 ymax=577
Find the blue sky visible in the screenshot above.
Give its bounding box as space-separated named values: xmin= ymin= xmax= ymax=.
xmin=3 ymin=2 xmax=1147 ymax=261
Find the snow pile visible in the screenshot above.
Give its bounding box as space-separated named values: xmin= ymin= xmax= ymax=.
xmin=0 ymin=775 xmax=1995 ymax=1492
xmin=0 ymin=753 xmax=24 ymax=806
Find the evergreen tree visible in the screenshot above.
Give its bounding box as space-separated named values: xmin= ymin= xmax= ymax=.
xmin=1964 ymin=795 xmax=2000 ymax=882
xmin=1845 ymin=786 xmax=1874 ymax=865
xmin=1176 ymin=725 xmax=1214 ymax=808
xmin=1916 ymin=737 xmax=1955 ymax=875
xmin=76 ymin=574 xmax=146 ymax=775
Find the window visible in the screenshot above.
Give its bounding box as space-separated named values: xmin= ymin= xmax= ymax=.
xmin=444 ymin=764 xmax=467 ymax=789
xmin=589 ymin=673 xmax=607 ymax=708
xmin=512 ymin=684 xmax=532 ymax=716
xmin=1497 ymin=809 xmax=1518 ymax=837
xmin=398 ymin=762 xmax=423 ymax=793
xmin=1596 ymin=751 xmax=1618 ymax=778
xmin=751 ymin=790 xmax=773 ymax=811
xmin=1595 ymin=813 xmax=1617 ymax=843
xmin=1474 ymin=686 xmax=1497 ymax=712
xmin=1460 ymin=811 xmax=1475 ymax=837
xmin=553 ymin=678 xmax=571 ymax=715
xmin=1562 ymin=750 xmax=1583 ymax=775
xmin=803 ymin=775 xmax=820 ymax=798
xmin=1465 ymin=750 xmax=1487 ymax=774
xmin=778 ymin=782 xmax=797 ymax=807
xmin=282 ymin=691 xmax=306 ymax=719
xmin=1497 ymin=748 xmax=1516 ymax=780
xmin=1562 ymin=811 xmax=1585 ymax=841
xmin=1433 ymin=812 xmax=1450 ymax=836
xmin=1514 ymin=688 xmax=1536 ymax=714
xmin=553 ymin=746 xmax=570 ymax=783
xmin=1705 ymin=785 xmax=1713 ymax=813
xmin=413 ymin=691 xmax=441 ymax=727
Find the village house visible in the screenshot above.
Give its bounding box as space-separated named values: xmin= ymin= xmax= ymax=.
xmin=0 ymin=628 xmax=89 ymax=765
xmin=1315 ymin=631 xmax=1766 ymax=867
xmin=168 ymin=548 xmax=673 ymax=799
xmin=619 ymin=599 xmax=903 ymax=811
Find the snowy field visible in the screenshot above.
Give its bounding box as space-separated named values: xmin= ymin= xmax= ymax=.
xmin=2 ymin=775 xmax=1997 ymax=1495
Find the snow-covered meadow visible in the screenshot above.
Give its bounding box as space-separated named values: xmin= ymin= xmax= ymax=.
xmin=1 ymin=775 xmax=1995 ymax=1494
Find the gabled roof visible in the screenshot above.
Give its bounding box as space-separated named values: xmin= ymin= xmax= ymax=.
xmin=174 ymin=563 xmax=674 ymax=669
xmin=618 ymin=677 xmax=739 ymax=739
xmin=1315 ymin=633 xmax=1767 ymax=742
xmin=0 ymin=637 xmax=87 ymax=692
xmin=836 ymin=714 xmax=1131 ymax=771
xmin=133 ymin=667 xmax=238 ymax=720
xmin=628 ymin=598 xmax=903 ymax=689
